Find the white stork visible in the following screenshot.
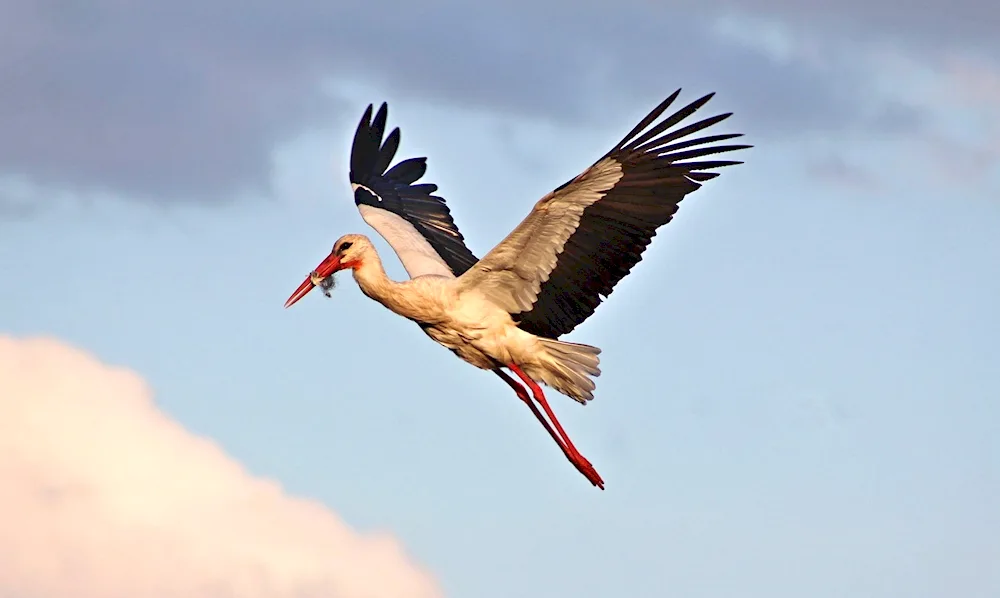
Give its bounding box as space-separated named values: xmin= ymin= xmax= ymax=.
xmin=284 ymin=90 xmax=750 ymax=489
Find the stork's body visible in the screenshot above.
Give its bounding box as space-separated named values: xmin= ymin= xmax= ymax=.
xmin=285 ymin=91 xmax=750 ymax=489
xmin=353 ymin=249 xmax=522 ymax=370
xmin=342 ymin=240 xmax=600 ymax=397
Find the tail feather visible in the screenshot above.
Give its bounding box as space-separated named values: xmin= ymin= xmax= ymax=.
xmin=529 ymin=338 xmax=602 ymax=404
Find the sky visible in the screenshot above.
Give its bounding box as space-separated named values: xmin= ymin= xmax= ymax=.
xmin=1 ymin=1 xmax=999 ymax=597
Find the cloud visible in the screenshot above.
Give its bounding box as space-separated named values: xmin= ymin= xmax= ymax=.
xmin=3 ymin=0 xmax=996 ymax=204
xmin=0 ymin=335 xmax=442 ymax=598
xmin=0 ymin=0 xmax=918 ymax=204
xmin=712 ymin=5 xmax=1000 ymax=193
xmin=687 ymin=0 xmax=1000 ymax=48
xmin=873 ymin=51 xmax=1000 ymax=193
xmin=945 ymin=54 xmax=1000 ymax=105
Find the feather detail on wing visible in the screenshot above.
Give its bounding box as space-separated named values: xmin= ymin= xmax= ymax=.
xmin=458 ymin=90 xmax=751 ymax=338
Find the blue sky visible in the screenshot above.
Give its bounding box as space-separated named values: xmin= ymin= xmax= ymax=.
xmin=2 ymin=2 xmax=999 ymax=597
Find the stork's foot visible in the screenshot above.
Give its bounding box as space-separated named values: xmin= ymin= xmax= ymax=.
xmin=570 ymin=452 xmax=605 ymax=490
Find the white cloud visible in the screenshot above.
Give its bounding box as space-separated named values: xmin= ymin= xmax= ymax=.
xmin=0 ymin=335 xmax=442 ymax=598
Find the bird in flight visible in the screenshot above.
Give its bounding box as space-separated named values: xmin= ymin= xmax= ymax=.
xmin=285 ymin=91 xmax=749 ymax=489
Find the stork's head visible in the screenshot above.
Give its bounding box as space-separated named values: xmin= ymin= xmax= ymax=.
xmin=284 ymin=234 xmax=371 ymax=308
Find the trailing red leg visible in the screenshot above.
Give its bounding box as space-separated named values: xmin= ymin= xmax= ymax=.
xmin=506 ymin=364 xmax=605 ymax=490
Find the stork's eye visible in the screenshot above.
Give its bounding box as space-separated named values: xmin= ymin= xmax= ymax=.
xmin=338 ymin=241 xmax=353 ymax=253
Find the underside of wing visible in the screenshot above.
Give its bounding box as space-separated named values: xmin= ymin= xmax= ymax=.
xmin=349 ymin=103 xmax=480 ymax=279
xmin=468 ymin=90 xmax=751 ymax=339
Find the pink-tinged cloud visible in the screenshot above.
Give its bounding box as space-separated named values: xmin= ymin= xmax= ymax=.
xmin=0 ymin=335 xmax=443 ymax=598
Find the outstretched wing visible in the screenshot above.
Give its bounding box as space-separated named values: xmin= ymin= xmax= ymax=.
xmin=458 ymin=90 xmax=750 ymax=338
xmin=349 ymin=103 xmax=480 ymax=279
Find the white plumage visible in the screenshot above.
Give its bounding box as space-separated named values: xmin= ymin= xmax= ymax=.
xmin=356 ymin=203 xmax=455 ymax=279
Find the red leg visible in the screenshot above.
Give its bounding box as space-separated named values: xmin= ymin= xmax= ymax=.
xmin=506 ymin=364 xmax=605 ymax=490
xmin=493 ymin=369 xmax=573 ymax=461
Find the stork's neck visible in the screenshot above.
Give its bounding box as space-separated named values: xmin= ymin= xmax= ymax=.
xmin=351 ymin=249 xmax=407 ymax=314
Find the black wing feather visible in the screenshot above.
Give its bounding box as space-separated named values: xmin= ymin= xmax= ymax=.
xmin=514 ymin=90 xmax=750 ymax=339
xmin=383 ymin=157 xmax=427 ymax=185
xmin=372 ymin=127 xmax=400 ymax=175
xmin=349 ymin=103 xmax=479 ymax=277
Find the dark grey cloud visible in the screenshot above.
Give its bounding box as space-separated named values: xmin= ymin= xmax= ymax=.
xmin=684 ymin=0 xmax=1000 ymax=53
xmin=0 ymin=0 xmax=991 ymax=203
xmin=0 ymin=1 xmax=343 ymax=202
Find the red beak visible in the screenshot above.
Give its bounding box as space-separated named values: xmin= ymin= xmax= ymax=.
xmin=284 ymin=253 xmax=342 ymax=308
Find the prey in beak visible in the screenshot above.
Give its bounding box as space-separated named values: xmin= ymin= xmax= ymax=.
xmin=284 ymin=253 xmax=344 ymax=308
